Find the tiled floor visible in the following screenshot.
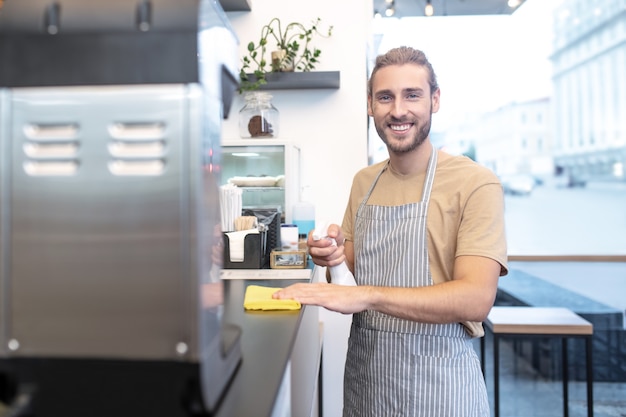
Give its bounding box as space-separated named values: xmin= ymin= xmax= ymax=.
xmin=476 ymin=337 xmax=626 ymax=417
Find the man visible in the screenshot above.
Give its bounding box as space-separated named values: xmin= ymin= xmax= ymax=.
xmin=274 ymin=46 xmax=508 ymax=416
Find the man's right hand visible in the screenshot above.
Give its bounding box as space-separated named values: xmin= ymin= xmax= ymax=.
xmin=307 ymin=223 xmax=346 ymax=268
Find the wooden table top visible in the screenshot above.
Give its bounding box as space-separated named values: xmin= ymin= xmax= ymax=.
xmin=485 ymin=306 xmax=593 ymax=335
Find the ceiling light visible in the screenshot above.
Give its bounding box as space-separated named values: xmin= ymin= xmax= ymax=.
xmin=425 ymin=0 xmax=434 ymax=16
xmin=384 ymin=1 xmax=396 ymax=17
xmin=231 ymin=152 xmax=260 ymax=157
xmin=507 ymin=0 xmax=522 ymax=8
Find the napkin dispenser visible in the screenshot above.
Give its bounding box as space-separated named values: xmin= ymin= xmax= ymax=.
xmin=223 ymin=230 xmax=268 ymax=269
xmin=243 ymin=207 xmax=282 ymax=260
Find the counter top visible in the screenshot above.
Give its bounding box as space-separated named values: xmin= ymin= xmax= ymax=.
xmin=0 ymin=274 xmax=318 ymax=417
xmin=215 ymin=276 xmax=320 ymax=417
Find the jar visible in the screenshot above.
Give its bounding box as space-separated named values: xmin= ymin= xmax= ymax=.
xmin=238 ymin=92 xmax=279 ymax=138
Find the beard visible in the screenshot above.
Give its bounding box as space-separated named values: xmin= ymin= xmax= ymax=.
xmin=375 ymin=108 xmax=433 ymax=155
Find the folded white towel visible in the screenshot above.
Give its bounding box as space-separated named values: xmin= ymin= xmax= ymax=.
xmin=225 ymin=228 xmax=259 ymax=262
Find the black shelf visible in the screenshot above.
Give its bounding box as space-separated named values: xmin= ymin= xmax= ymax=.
xmin=243 ymin=71 xmax=340 ymax=90
xmin=219 ymin=0 xmax=251 ymax=11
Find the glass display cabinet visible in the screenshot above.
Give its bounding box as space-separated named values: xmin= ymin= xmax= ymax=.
xmin=221 ymin=139 xmax=301 ymax=223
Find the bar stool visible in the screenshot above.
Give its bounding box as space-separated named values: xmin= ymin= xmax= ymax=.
xmin=480 ymin=306 xmax=594 ymax=417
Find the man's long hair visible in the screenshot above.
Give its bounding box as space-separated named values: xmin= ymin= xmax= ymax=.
xmin=368 ymin=46 xmax=439 ymax=96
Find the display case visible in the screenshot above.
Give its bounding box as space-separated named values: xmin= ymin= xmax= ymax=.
xmin=221 ymin=139 xmax=300 ymax=224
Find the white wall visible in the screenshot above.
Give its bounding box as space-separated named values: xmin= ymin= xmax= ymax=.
xmin=224 ymin=0 xmax=371 ymax=225
xmin=225 ymin=2 xmax=372 ymax=415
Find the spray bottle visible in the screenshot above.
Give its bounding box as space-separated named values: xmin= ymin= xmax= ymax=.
xmin=312 ymin=223 xmax=357 ymax=286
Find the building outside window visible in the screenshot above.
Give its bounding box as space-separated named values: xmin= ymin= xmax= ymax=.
xmin=370 ymin=0 xmax=626 ymax=257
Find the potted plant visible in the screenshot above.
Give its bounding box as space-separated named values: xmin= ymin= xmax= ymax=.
xmin=239 ymin=17 xmax=333 ymax=92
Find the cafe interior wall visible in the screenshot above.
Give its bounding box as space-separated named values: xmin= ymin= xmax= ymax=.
xmin=224 ymin=0 xmax=371 ymax=224
xmin=224 ymin=1 xmax=373 ymax=415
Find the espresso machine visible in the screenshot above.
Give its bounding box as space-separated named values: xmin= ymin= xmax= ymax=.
xmin=0 ymin=1 xmax=241 ymax=416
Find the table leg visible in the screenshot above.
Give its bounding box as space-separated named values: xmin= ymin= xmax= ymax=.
xmin=494 ymin=334 xmax=500 ymax=417
xmin=586 ymin=336 xmax=593 ymax=417
xmin=562 ymin=338 xmax=569 ymax=417
xmin=480 ymin=334 xmax=486 ymax=378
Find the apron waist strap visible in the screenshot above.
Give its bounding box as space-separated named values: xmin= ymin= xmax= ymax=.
xmin=354 ymin=311 xmax=469 ymax=337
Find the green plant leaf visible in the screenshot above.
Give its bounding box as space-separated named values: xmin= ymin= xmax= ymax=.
xmin=238 ymin=17 xmax=333 ymax=86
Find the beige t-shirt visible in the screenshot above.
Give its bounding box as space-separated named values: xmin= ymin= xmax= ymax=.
xmin=342 ymin=150 xmax=508 ymax=337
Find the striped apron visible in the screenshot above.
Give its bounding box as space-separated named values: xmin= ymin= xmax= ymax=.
xmin=343 ymin=147 xmax=489 ymax=417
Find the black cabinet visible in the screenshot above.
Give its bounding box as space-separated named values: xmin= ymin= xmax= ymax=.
xmin=220 ymin=0 xmax=251 ymax=12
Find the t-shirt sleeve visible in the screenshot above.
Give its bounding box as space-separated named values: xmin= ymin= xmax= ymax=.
xmin=456 ymin=181 xmax=508 ymax=276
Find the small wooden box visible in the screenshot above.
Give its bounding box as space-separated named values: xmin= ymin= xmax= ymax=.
xmin=270 ymin=250 xmax=307 ymax=269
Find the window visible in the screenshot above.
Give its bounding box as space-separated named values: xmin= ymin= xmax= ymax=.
xmin=370 ymin=0 xmax=626 ymax=257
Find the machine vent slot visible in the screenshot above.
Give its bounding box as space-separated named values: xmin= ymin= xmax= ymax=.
xmin=22 ymin=123 xmax=80 ymax=176
xmin=108 ymin=122 xmax=165 ymax=140
xmin=108 ymin=160 xmax=165 ymax=176
xmin=23 ymin=123 xmax=79 ymax=140
xmin=23 ymin=142 xmax=79 ymax=158
xmin=107 ymin=121 xmax=167 ymax=176
xmin=108 ymin=141 xmax=165 ymax=158
xmin=23 ymin=161 xmax=79 ymax=176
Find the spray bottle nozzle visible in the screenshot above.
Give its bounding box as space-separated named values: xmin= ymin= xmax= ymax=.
xmin=312 ymin=222 xmax=356 ymax=286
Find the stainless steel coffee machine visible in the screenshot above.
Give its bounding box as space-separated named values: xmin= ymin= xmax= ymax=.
xmin=0 ymin=1 xmax=241 ymax=416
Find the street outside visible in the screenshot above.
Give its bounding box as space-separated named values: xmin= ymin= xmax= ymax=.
xmin=501 ymin=180 xmax=626 ymax=417
xmin=503 ymin=179 xmax=626 ymax=256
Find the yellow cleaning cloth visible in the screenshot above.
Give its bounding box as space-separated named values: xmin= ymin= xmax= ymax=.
xmin=243 ymin=285 xmax=301 ymax=311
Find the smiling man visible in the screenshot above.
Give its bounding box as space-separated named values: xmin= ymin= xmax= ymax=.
xmin=274 ymin=46 xmax=508 ymax=416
